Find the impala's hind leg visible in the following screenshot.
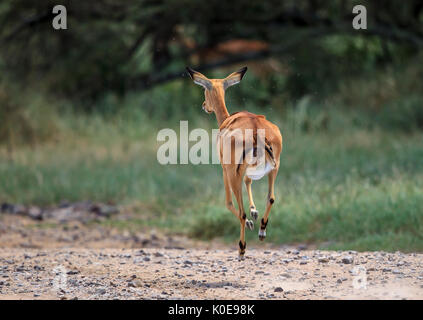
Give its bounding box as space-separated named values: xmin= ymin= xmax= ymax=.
xmin=223 ymin=169 xmax=248 ymax=259
xmin=232 ymin=182 xmax=247 ymax=259
xmin=223 ymin=169 xmax=239 ymax=218
xmin=259 ymin=168 xmax=278 ymax=241
xmin=244 ymin=176 xmax=258 ymax=221
xmin=226 ymin=170 xmax=253 ymax=260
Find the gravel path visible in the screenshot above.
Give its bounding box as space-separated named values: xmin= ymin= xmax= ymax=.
xmin=1 ymin=248 xmax=422 ymax=300
xmin=0 ymin=214 xmax=422 ymax=300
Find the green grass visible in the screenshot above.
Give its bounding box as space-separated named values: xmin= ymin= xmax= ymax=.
xmin=1 ymin=104 xmax=422 ymax=252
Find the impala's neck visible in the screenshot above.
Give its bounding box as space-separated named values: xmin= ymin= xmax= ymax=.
xmin=211 ymin=88 xmax=230 ymax=126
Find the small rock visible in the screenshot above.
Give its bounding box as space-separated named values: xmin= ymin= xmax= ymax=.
xmin=96 ymin=288 xmax=106 ymax=295
xmin=274 ymin=287 xmax=283 ymax=292
xmin=28 ymin=206 xmax=43 ymax=220
xmin=15 ymin=266 xmax=25 ymax=272
xmin=66 ymin=270 xmax=79 ymax=275
xmin=0 ymin=202 xmax=13 ymax=213
xmin=297 ymin=244 xmax=308 ymax=251
xmin=128 ymin=280 xmax=143 ymax=288
xmin=341 ymin=256 xmax=354 ymax=264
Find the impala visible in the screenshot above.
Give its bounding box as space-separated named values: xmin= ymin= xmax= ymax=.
xmin=186 ymin=66 xmax=283 ymax=259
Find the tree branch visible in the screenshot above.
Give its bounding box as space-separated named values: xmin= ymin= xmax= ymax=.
xmin=127 ymin=28 xmax=332 ymax=91
xmin=126 ymin=22 xmax=423 ymax=92
xmin=2 ymin=11 xmax=52 ymax=44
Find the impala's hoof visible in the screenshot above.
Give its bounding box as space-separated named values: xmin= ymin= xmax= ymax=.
xmin=238 ymin=240 xmax=246 ymax=258
xmin=246 ymin=219 xmax=254 ymax=231
xmin=258 ymin=229 xmax=266 ymax=241
xmin=238 ymin=254 xmax=245 ymax=261
xmin=250 ymin=209 xmax=259 ymax=221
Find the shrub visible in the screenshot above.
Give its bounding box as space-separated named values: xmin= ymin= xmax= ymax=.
xmin=0 ymin=81 xmax=59 ymax=148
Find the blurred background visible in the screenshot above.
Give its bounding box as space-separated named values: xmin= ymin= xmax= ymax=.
xmin=0 ymin=0 xmax=422 ymax=252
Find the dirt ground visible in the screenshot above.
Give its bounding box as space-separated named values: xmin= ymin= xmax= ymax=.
xmin=0 ymin=214 xmax=422 ymax=300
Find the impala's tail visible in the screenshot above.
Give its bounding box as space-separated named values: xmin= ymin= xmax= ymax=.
xmin=237 ymin=134 xmax=276 ymax=180
xmin=264 ymin=138 xmax=276 ymax=168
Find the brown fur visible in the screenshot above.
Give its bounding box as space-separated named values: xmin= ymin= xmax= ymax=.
xmin=186 ymin=67 xmax=282 ymax=258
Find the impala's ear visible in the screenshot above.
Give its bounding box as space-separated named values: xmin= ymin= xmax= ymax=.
xmin=223 ymin=67 xmax=247 ymax=90
xmin=186 ymin=67 xmax=212 ymax=90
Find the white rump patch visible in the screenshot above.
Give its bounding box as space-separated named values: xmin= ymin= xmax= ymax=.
xmin=246 ymin=162 xmax=274 ymax=180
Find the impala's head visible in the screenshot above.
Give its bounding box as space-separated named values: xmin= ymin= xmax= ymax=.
xmin=186 ymin=66 xmax=248 ymax=114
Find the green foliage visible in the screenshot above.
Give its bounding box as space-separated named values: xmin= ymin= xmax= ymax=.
xmin=376 ymin=95 xmax=423 ymax=132
xmin=188 ymin=205 xmax=239 ymax=240
xmin=0 ymin=80 xmax=60 ymax=148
